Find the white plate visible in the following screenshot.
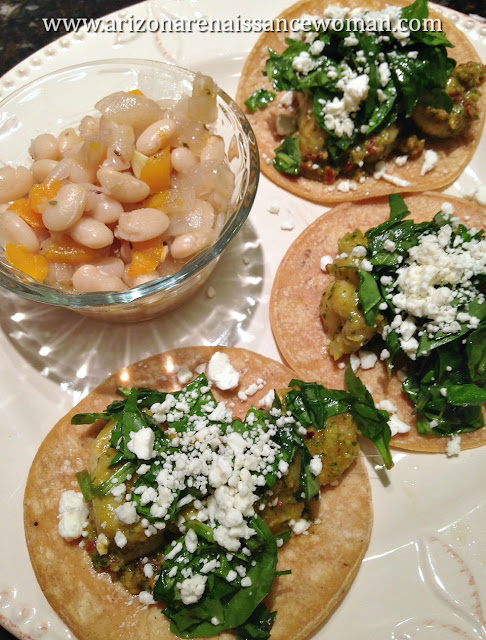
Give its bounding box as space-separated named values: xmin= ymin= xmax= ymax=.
xmin=1 ymin=2 xmax=486 ymax=639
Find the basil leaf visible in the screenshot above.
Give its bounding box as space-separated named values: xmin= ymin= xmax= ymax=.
xmin=273 ymin=136 xmax=301 ymax=175
xmin=244 ymin=89 xmax=276 ymax=112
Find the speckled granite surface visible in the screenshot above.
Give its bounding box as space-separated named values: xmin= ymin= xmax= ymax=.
xmin=0 ymin=0 xmax=484 ymax=639
xmin=0 ymin=0 xmax=485 ymax=77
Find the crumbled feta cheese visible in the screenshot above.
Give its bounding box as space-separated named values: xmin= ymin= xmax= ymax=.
xmin=338 ymin=180 xmax=350 ymax=193
xmin=421 ymin=149 xmax=438 ymax=175
xmin=446 ymin=434 xmax=461 ymax=457
xmin=322 ymin=72 xmax=369 ymax=138
xmin=127 ymin=428 xmax=155 ymax=460
xmin=309 ymin=456 xmax=322 ymax=476
xmin=207 ymin=352 xmax=240 ymax=390
xmin=58 ymin=490 xmax=89 ymax=541
xmin=114 ymin=531 xmax=128 ymax=548
xmin=384 ymin=239 xmax=396 ymax=252
xmin=361 ymin=259 xmax=373 ymax=272
xmin=441 ymin=202 xmax=455 ymax=215
xmin=290 ymin=518 xmax=311 ymax=535
xmin=309 ymin=40 xmax=325 ymax=55
xmin=379 ymin=349 xmax=390 ymax=361
xmin=378 ymin=62 xmax=391 ymax=87
xmin=320 ymin=255 xmax=333 ymax=271
xmin=139 ymin=591 xmax=155 ymax=605
xmin=267 ymin=203 xmax=280 ymax=214
xmin=241 ymin=577 xmax=252 ymax=587
xmin=179 ymin=574 xmax=207 ymax=605
xmin=280 ymin=216 xmax=295 ymax=231
xmin=394 ymin=155 xmax=408 ymax=167
xmin=185 ymin=528 xmax=198 ymax=553
xmin=115 ymin=502 xmax=139 ymax=525
xmin=359 ymin=350 xmax=378 ymax=370
xmin=258 ymin=389 xmax=275 ymax=410
xmin=144 ymin=563 xmax=154 ymax=579
xmin=344 ymin=33 xmax=359 ymax=46
xmin=350 ymin=353 xmax=361 ymax=372
xmin=177 ymin=366 xmax=193 ymax=385
xmin=376 ymin=399 xmax=398 ymax=413
xmin=389 ymin=414 xmax=411 ymax=436
xmin=292 ymin=51 xmax=315 ymax=75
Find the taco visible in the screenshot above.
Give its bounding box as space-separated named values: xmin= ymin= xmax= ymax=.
xmin=24 ymin=346 xmax=380 ymax=640
xmin=236 ymin=0 xmax=486 ymax=203
xmin=270 ymin=192 xmax=486 ymax=453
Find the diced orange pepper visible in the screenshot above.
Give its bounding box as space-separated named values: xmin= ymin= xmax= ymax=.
xmin=5 ymin=244 xmax=48 ymax=281
xmin=7 ymin=198 xmax=45 ymax=230
xmin=139 ymin=148 xmax=171 ymax=194
xmin=128 ymin=89 xmax=144 ymax=96
xmin=42 ymin=235 xmax=99 ymax=264
xmin=143 ymin=190 xmax=170 ymax=211
xmin=126 ymin=236 xmax=167 ymax=277
xmin=29 ymin=180 xmax=63 ymax=214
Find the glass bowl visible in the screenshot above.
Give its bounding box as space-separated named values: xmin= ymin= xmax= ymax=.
xmin=0 ymin=59 xmax=259 ymax=322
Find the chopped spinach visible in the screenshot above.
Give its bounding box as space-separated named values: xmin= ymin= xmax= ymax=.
xmin=155 ymin=517 xmax=278 ymax=638
xmin=347 ymin=194 xmax=486 ymax=437
xmin=273 ymin=136 xmax=301 ymax=175
xmin=252 ymin=0 xmax=456 ymax=173
xmin=244 ymin=88 xmax=276 ymax=112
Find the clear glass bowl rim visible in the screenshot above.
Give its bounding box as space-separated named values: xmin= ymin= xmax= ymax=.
xmin=0 ymin=58 xmax=259 ymax=308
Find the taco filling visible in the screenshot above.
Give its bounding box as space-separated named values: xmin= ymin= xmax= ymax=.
xmin=319 ymin=194 xmax=486 ymax=441
xmin=244 ymin=0 xmax=486 ymax=185
xmin=60 ymin=353 xmax=392 ymax=638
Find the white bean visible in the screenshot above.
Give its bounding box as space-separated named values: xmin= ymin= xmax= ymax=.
xmin=32 ymin=159 xmax=58 ymax=183
xmin=171 ymin=147 xmax=198 ymax=173
xmin=72 ymin=264 xmax=126 ymax=292
xmin=69 ymin=217 xmax=113 ymax=249
xmin=97 ymin=168 xmax=150 ymax=203
xmin=69 ymin=158 xmax=95 ymax=184
xmin=79 ymin=116 xmax=100 ymax=139
xmin=92 ymin=256 xmax=125 ymax=278
xmin=29 ymin=133 xmax=60 ymax=162
xmin=123 ymin=270 xmax=159 ymax=287
xmin=170 ymin=230 xmax=213 ymax=260
xmin=136 ymin=118 xmax=176 ymax=156
xmin=0 ymin=166 xmax=34 ymax=203
xmin=58 ymin=128 xmax=79 ymax=156
xmin=0 ymin=210 xmax=39 ymax=251
xmin=42 ymin=183 xmax=87 ymax=231
xmin=86 ymin=190 xmax=123 ymax=223
xmin=115 ymin=208 xmax=169 ymax=242
xmin=199 ymin=136 xmax=225 ymax=163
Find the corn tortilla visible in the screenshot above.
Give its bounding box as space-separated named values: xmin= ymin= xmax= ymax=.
xmin=270 ymin=193 xmax=486 ymax=452
xmin=24 ymin=346 xmax=372 ymax=640
xmin=236 ymin=0 xmax=486 ymax=204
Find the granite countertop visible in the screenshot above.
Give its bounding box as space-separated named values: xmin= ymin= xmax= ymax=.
xmin=0 ymin=0 xmax=485 ymax=77
xmin=0 ymin=1 xmax=485 ymax=640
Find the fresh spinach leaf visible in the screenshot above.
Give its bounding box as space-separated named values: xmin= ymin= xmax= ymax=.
xmin=344 ymin=365 xmax=393 ymax=469
xmin=244 ymin=89 xmax=276 ymax=112
xmin=273 ymin=136 xmax=301 ymax=175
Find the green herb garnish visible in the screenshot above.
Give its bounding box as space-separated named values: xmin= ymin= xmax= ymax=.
xmin=244 ymin=88 xmax=276 ymax=112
